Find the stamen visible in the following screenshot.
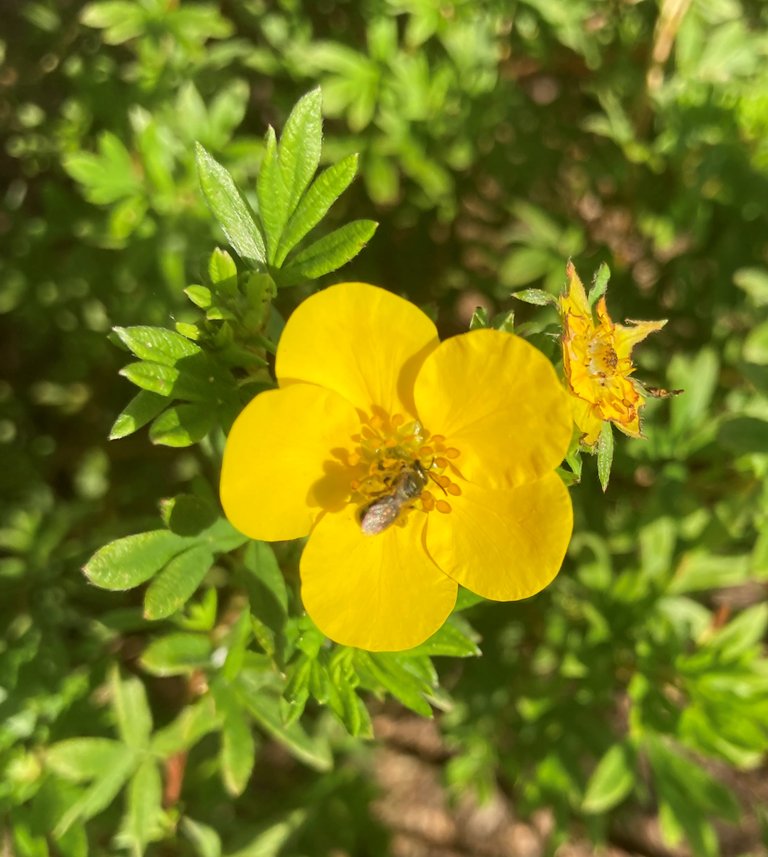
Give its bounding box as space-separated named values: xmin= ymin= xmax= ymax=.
xmin=436 ymin=500 xmax=452 ymax=514
xmin=447 ymin=483 xmax=461 ymax=496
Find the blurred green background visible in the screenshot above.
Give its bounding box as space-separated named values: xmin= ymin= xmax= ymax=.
xmin=2 ymin=0 xmax=767 ymax=855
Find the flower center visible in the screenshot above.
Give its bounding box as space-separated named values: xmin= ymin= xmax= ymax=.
xmin=587 ymin=336 xmax=618 ymax=385
xmin=347 ymin=409 xmax=461 ymax=534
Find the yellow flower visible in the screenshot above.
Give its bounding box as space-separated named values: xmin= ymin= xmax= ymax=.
xmin=560 ymin=262 xmax=667 ymax=447
xmin=221 ymin=283 xmax=573 ymax=651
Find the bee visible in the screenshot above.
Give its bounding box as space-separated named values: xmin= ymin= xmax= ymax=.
xmin=359 ymin=461 xmax=429 ymax=536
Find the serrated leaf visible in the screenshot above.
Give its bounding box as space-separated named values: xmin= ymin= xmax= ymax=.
xmin=149 ymin=403 xmax=215 ymax=447
xmin=143 ymin=544 xmax=214 ymax=620
xmin=588 ymin=262 xmax=611 ymax=306
xmin=274 ymin=154 xmax=359 ymax=266
xmin=110 ymin=666 xmax=152 ymax=748
xmin=234 ymin=678 xmax=332 ymax=771
xmin=278 ymin=88 xmax=323 ymax=213
xmin=113 ymin=326 xmax=200 ymax=366
xmin=117 ymin=756 xmax=164 ymax=853
xmin=195 ymin=143 xmax=266 ymax=269
xmin=582 ymin=743 xmax=636 ymax=813
xmin=140 ymin=633 xmax=213 ymax=677
xmin=109 ymin=391 xmax=167 ymax=440
xmin=280 ymin=219 xmax=377 ymax=284
xmin=596 ymin=421 xmax=613 ymax=491
xmin=510 ymin=288 xmax=557 ymax=306
xmin=83 ymin=530 xmax=188 ymax=591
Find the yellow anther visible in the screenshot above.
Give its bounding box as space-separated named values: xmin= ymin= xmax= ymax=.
xmin=445 ymin=447 xmax=460 ymax=459
xmin=436 ymin=500 xmax=452 ymax=514
xmin=447 ymin=482 xmax=461 ymax=496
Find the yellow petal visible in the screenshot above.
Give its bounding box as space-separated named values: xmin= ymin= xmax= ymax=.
xmin=221 ymin=384 xmax=360 ymax=541
xmin=560 ymin=260 xmax=592 ymax=319
xmin=414 ymin=329 xmax=572 ymax=488
xmin=276 ymin=282 xmax=439 ymax=416
xmin=570 ymin=395 xmax=604 ymax=445
xmin=613 ymin=318 xmax=667 ymax=359
xmin=425 ymin=472 xmax=572 ymax=601
xmin=300 ymin=507 xmax=457 ymax=651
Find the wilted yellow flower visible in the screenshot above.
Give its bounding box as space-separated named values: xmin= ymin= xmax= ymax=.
xmin=560 ymin=261 xmax=667 ymax=446
xmin=221 ymin=282 xmax=573 ymax=651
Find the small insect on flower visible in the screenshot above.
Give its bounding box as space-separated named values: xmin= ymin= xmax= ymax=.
xmin=359 ymin=461 xmax=428 ymax=535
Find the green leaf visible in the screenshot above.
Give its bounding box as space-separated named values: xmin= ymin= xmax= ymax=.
xmin=140 ymin=633 xmax=213 ymax=676
xmin=150 ymin=697 xmax=218 ymax=757
xmin=596 ymin=421 xmax=614 ymax=492
xmin=185 ymin=285 xmax=213 ymax=309
xmin=180 ymin=817 xmax=222 ymax=857
xmin=116 ymin=756 xmax=164 ymax=854
xmin=278 ymin=88 xmax=323 ymax=214
xmin=119 ymin=353 xmax=225 ymax=403
xmin=234 ymin=678 xmax=332 ymax=771
xmin=256 ymin=127 xmax=288 ymax=264
xmin=83 ymin=530 xmax=188 ymax=591
xmin=469 ymin=306 xmax=489 ymax=330
xmin=668 ymin=552 xmax=751 ymax=594
xmin=453 ymin=587 xmax=485 ymax=611
xmin=510 ymin=288 xmax=557 ymax=306
xmin=53 ymin=745 xmax=138 ymax=837
xmin=160 ymin=494 xmax=218 ymax=536
xmin=333 ymin=682 xmax=373 ymax=738
xmin=361 ymin=653 xmax=433 ymax=717
xmin=241 ymin=541 xmax=288 ymax=633
xmin=80 ymin=1 xmax=145 ymax=43
xmin=224 ymin=810 xmax=306 ymax=857
xmin=717 ymin=416 xmax=768 ymax=454
xmin=274 ymin=154 xmax=359 ymax=266
xmin=707 ymin=604 xmax=768 ymax=659
xmin=149 ymin=403 xmax=215 ymax=447
xmin=212 ymin=681 xmax=255 ymax=796
xmin=588 ymin=262 xmax=611 ymax=306
xmin=46 ymin=738 xmax=128 ymax=782
xmin=195 ymin=143 xmax=266 ymax=269
xmin=110 ymin=666 xmax=152 ymax=748
xmin=582 ymin=743 xmax=636 ymax=813
xmin=109 ymin=391 xmax=167 ymax=440
xmin=208 ymin=247 xmax=238 ymax=287
xmin=646 ymin=736 xmax=739 ymax=855
xmin=280 ymin=220 xmax=377 ymax=284
xmin=113 ymin=326 xmax=200 ymax=366
xmin=143 ymin=544 xmax=214 ymax=620
xmin=62 ymin=132 xmax=141 ymax=203
xmin=409 ymin=617 xmax=481 ymax=658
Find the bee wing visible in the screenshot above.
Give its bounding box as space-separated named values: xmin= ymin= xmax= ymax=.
xmin=360 ymin=497 xmax=401 ymax=535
